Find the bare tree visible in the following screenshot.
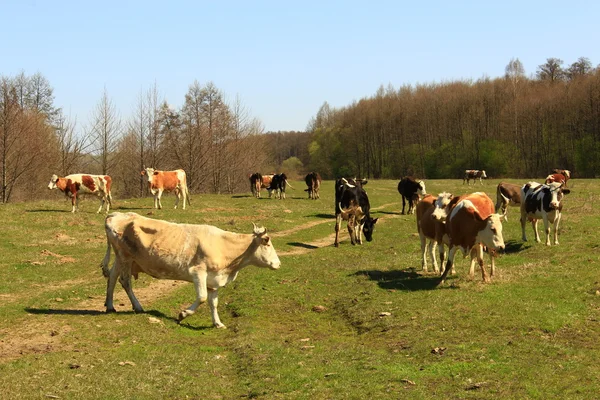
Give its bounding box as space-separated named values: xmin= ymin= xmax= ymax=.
xmin=55 ymin=109 xmax=87 ymax=175
xmin=567 ymin=57 xmax=592 ymax=80
xmin=87 ymin=87 xmax=122 ymax=174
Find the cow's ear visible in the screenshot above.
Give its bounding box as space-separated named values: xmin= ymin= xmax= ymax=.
xmin=361 ymin=179 xmax=368 ymax=186
xmin=372 ymin=218 xmax=378 ymax=224
xmin=140 ymin=171 xmax=145 ymax=176
xmin=562 ymin=189 xmax=571 ymax=195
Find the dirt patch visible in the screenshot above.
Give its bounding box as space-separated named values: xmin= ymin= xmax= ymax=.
xmin=271 ymin=219 xmax=331 ymax=238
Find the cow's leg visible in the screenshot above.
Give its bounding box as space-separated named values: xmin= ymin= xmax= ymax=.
xmin=119 ymin=264 xmax=143 ymax=313
xmin=179 ymin=269 xmax=208 ymax=322
xmin=71 ymin=194 xmax=77 ymax=213
xmin=174 ymin=188 xmax=181 ymax=209
xmin=208 ymin=288 xmax=226 ymax=329
xmin=542 ymin=215 xmax=552 ymax=246
xmin=347 ymin=217 xmax=356 ymax=245
xmin=357 ymin=221 xmax=364 ymax=245
xmin=334 ymin=214 xmax=341 ymax=247
xmin=489 ymin=249 xmax=496 ymax=277
xmin=439 ymin=246 xmax=458 ymax=284
xmin=553 ymin=213 xmax=562 ymax=245
xmin=420 ymin=232 xmax=428 ymax=272
xmin=157 ymin=189 xmax=164 ymax=209
xmin=401 ymin=196 xmax=406 ymax=214
xmin=429 ymin=240 xmax=439 ymax=273
xmin=104 ymin=257 xmax=121 ymax=313
xmin=520 ymin=212 xmax=528 ymax=242
xmin=97 ymin=195 xmax=105 ymax=214
xmin=532 ymin=219 xmax=541 ymax=243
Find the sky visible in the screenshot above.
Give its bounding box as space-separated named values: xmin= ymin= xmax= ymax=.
xmin=2 ymin=0 xmax=598 ymax=132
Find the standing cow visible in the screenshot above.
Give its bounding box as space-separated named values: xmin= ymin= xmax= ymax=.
xmin=48 ymin=173 xmax=113 ymax=213
xmin=269 ymin=173 xmax=293 ymax=199
xmin=101 ymin=212 xmax=280 ymax=328
xmin=463 ymin=170 xmax=487 ymax=185
xmin=334 ymin=178 xmax=378 ymax=247
xmin=249 ymin=172 xmax=262 ymax=198
xmin=437 ymin=192 xmax=505 ymax=284
xmin=520 ymin=181 xmax=570 ymax=246
xmin=141 ymin=168 xmax=190 ymax=210
xmin=305 ymin=172 xmax=322 ymax=199
xmin=495 ymin=182 xmax=522 ymax=222
xmin=397 ymin=177 xmax=426 ymax=215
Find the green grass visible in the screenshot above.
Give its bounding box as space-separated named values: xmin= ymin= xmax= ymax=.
xmin=1 ymin=178 xmax=600 ymax=399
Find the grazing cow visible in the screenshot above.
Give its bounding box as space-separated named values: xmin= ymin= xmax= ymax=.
xmin=101 ymin=212 xmax=281 ymax=328
xmin=463 ymin=170 xmax=487 ymax=185
xmin=269 ymin=173 xmax=293 ymax=199
xmin=141 ymin=168 xmax=190 ymax=210
xmin=416 ymin=194 xmax=447 ymax=274
xmin=47 ymin=173 xmax=113 ymax=213
xmin=334 ymin=178 xmax=378 ymax=247
xmin=495 ymin=182 xmax=522 ymax=222
xmin=397 ymin=176 xmax=426 ymax=215
xmin=520 ymin=182 xmax=570 ymax=246
xmin=249 ymin=172 xmax=262 ymax=198
xmin=545 ymin=173 xmax=568 ymax=187
xmin=305 ymin=172 xmax=322 ymax=199
xmin=438 ymin=192 xmax=505 ymax=284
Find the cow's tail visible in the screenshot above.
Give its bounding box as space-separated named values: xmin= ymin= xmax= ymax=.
xmin=101 ymin=233 xmax=112 ymax=279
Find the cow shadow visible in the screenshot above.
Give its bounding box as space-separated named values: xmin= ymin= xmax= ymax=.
xmin=231 ymin=195 xmax=253 ymax=199
xmin=501 ymin=240 xmax=527 ymax=254
xmin=352 ymin=269 xmax=455 ymax=291
xmin=26 ymin=209 xmax=69 ymax=213
xmin=310 ymin=213 xmax=335 ymax=219
xmin=287 ymin=242 xmax=319 ymax=250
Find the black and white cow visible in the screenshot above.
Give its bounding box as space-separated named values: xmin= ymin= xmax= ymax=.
xmin=334 ymin=178 xmax=378 ymax=247
xmin=269 ymin=173 xmax=293 ymax=199
xmin=397 ymin=176 xmax=426 ymax=215
xmin=463 ymin=170 xmax=487 ymax=185
xmin=520 ymin=181 xmax=570 ymax=246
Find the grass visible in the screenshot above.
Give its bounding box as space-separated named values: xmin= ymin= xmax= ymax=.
xmin=1 ymin=178 xmax=600 ymax=399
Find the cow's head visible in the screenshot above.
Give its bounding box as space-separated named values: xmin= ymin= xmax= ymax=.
xmin=141 ymin=167 xmax=156 ymax=182
xmin=481 ymin=170 xmax=488 ymax=179
xmin=476 ymin=213 xmax=505 ymax=251
xmin=250 ymin=223 xmax=281 ymax=270
xmin=417 ymin=180 xmax=426 ymax=197
xmin=546 ymin=182 xmax=570 ymax=210
xmin=362 ymin=216 xmax=378 ymax=242
xmin=432 ymin=192 xmax=454 ymax=221
xmin=563 ymin=170 xmax=571 ymax=179
xmin=47 ymin=174 xmax=59 ymax=190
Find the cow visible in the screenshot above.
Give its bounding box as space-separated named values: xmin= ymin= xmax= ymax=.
xmin=141 ymin=168 xmax=190 ymax=210
xmin=47 ymin=173 xmax=113 ymax=213
xmin=269 ymin=173 xmax=293 ymax=199
xmin=520 ymin=181 xmax=570 ymax=246
xmin=259 ymin=174 xmax=275 ymax=198
xmin=101 ymin=212 xmax=281 ymax=329
xmin=334 ymin=178 xmax=378 ymax=247
xmin=463 ymin=170 xmax=487 ymax=185
xmin=416 ymin=194 xmax=446 ymax=273
xmin=552 ymin=169 xmax=571 ymax=180
xmin=397 ymin=176 xmax=426 ymax=215
xmin=545 ymin=173 xmax=568 ymax=187
xmin=249 ymin=172 xmax=262 ymax=198
xmin=437 ymin=192 xmax=505 ymax=284
xmin=305 ymin=172 xmax=322 ymax=199
xmin=495 ymin=182 xmax=522 ymax=222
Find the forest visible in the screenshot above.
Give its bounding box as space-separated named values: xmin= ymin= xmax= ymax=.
xmin=1 ymin=57 xmax=598 ymax=202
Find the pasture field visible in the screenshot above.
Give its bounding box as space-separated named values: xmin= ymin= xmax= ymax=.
xmin=0 ymin=178 xmax=599 ymax=399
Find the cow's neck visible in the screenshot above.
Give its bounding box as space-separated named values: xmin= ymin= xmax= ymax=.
xmin=56 ymin=178 xmax=68 ymax=192
xmin=218 ymin=233 xmax=257 ymax=272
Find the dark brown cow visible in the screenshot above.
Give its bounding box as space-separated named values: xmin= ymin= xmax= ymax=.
xmin=141 ymin=168 xmax=190 ymax=209
xmin=305 ymin=172 xmax=322 ymax=199
xmin=495 ymin=182 xmax=522 ymax=222
xmin=48 ymin=173 xmax=113 ymax=213
xmin=397 ymin=176 xmax=426 ymax=214
xmin=249 ymin=172 xmax=262 ymax=198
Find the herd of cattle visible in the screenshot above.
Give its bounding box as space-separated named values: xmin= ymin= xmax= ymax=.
xmin=44 ymin=167 xmax=572 ymax=328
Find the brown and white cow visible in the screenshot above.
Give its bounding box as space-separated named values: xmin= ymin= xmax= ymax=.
xmin=495 ymin=182 xmax=522 ymax=222
xmin=48 ymin=173 xmax=113 ymax=213
xmin=545 ymin=173 xmax=568 ymax=187
xmin=437 ymin=192 xmax=505 ymax=284
xmin=552 ymin=169 xmax=571 ymax=180
xmin=463 ymin=170 xmax=487 ymax=185
xmin=416 ymin=194 xmax=449 ymax=274
xmin=520 ymin=181 xmax=570 ymax=246
xmin=141 ymin=168 xmax=190 ymax=209
xmin=101 ymin=212 xmax=281 ymax=328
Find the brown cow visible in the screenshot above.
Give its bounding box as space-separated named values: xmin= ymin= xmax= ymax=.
xmin=463 ymin=170 xmax=487 ymax=185
xmin=437 ymin=192 xmax=505 ymax=284
xmin=545 ymin=173 xmax=567 ymax=187
xmin=48 ymin=173 xmax=113 ymax=213
xmin=495 ymin=182 xmax=522 ymax=222
xmin=141 ymin=168 xmax=190 ymax=209
xmin=416 ymin=194 xmax=448 ymax=274
xmin=305 ymin=172 xmax=322 ymax=199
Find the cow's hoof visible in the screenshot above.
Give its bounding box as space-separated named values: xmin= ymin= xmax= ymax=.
xmin=215 ymin=323 xmax=227 ymax=329
xmin=334 ymin=243 xmax=339 ymax=248
xmin=133 ymin=308 xmax=144 ymax=314
xmin=106 ymin=308 xmax=116 ymax=313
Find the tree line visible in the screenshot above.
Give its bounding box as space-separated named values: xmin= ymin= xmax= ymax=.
xmin=1 ymin=57 xmax=598 ymax=203
xmin=305 ymin=57 xmax=600 ymax=180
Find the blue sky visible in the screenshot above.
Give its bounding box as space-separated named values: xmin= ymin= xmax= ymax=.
xmin=2 ymin=0 xmax=597 ymax=132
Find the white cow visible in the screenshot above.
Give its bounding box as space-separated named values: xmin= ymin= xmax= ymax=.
xmin=101 ymin=212 xmax=281 ymax=328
